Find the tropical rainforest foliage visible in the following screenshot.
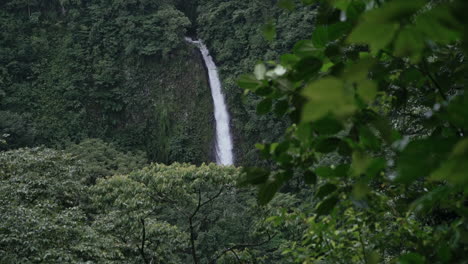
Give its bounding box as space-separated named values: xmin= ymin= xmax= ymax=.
xmin=1 ymin=0 xmax=468 ymax=263
xmin=0 ymin=147 xmax=299 ymax=263
xmin=239 ymin=0 xmax=468 ymax=263
xmin=0 ymin=0 xmax=214 ymax=164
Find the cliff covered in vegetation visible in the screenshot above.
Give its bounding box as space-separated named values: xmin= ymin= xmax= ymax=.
xmin=1 ymin=0 xmax=319 ymax=165
xmin=0 ymin=0 xmax=215 ymax=164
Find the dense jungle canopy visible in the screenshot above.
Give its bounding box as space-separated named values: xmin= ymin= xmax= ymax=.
xmin=1 ymin=0 xmax=468 ymax=263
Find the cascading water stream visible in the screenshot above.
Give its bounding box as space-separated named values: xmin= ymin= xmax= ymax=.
xmin=185 ymin=37 xmax=234 ymax=165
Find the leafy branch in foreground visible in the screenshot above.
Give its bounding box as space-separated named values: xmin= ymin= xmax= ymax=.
xmin=239 ymin=0 xmax=468 ymax=262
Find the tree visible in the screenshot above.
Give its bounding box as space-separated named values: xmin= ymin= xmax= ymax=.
xmin=0 ymin=145 xmax=151 ymax=262
xmin=0 ymin=148 xmax=105 ymax=262
xmin=64 ymin=138 xmax=147 ymax=184
xmin=92 ymin=163 xmax=293 ymax=263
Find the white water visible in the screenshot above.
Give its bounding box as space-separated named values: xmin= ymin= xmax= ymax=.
xmin=185 ymin=37 xmax=234 ymax=165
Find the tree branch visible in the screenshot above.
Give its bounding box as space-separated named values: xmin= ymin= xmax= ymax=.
xmin=140 ymin=218 xmax=149 ymax=264
xmin=210 ymin=232 xmax=277 ymax=264
xmin=150 ymin=193 xmax=189 ymax=218
xmin=381 ymin=50 xmax=466 ymax=136
xmin=190 ymin=187 xmax=225 ymax=219
xmin=229 ymin=249 xmax=241 ymax=263
xmin=359 ymin=229 xmax=369 ymax=264
xmin=189 ymin=186 xmax=225 ymax=264
xmin=421 ymin=59 xmax=447 ymax=101
xmin=380 ymin=50 xmax=447 ymax=100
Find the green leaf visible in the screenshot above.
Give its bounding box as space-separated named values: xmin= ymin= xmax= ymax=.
xmin=396 ymin=138 xmax=457 ymax=184
xmin=398 ymin=253 xmax=425 ymax=264
xmin=296 ymin=123 xmax=313 ymax=144
xmin=293 ymin=40 xmax=322 ymax=58
xmin=274 ymin=100 xmax=289 ymax=117
xmin=262 ymin=20 xmax=276 ymax=41
xmin=345 ymin=1 xmax=366 ymax=21
xmin=241 ymin=167 xmax=270 ymax=185
xmin=304 ymin=170 xmax=317 ymax=185
xmin=370 ymin=114 xmax=400 ymax=144
xmin=258 ymin=180 xmax=281 ymax=205
xmin=324 ymin=44 xmax=341 ymax=62
xmin=320 ymin=60 xmax=334 ymax=73
xmin=312 ymin=116 xmax=344 ymax=135
xmin=257 ymin=98 xmax=272 ymax=115
xmin=352 ymin=182 xmax=370 ymax=199
xmin=295 ymin=56 xmax=323 ymax=80
xmin=277 ymin=0 xmax=295 ymax=11
xmin=415 ymin=8 xmax=461 ymax=44
xmin=393 ymin=26 xmax=424 ymax=63
xmin=276 ymin=152 xmax=293 ymax=164
xmin=348 ymin=22 xmax=399 ymax=54
xmin=445 ymin=93 xmax=468 ymax=130
xmin=410 ymin=186 xmax=451 ymax=214
xmin=274 ymin=141 xmax=290 ymax=156
xmin=300 ymin=0 xmax=317 ymax=5
xmin=316 ymin=183 xmax=338 ymax=199
xmin=316 ymin=195 xmax=339 ymax=216
xmin=328 ymin=22 xmax=353 ymax=40
xmin=332 ymin=0 xmax=350 ymax=11
xmin=315 ymin=137 xmax=341 ymax=153
xmin=431 ymin=158 xmax=468 ymax=187
xmin=430 ymin=139 xmax=468 ymax=187
xmin=366 ymin=158 xmax=386 ymax=178
xmin=255 ymin=143 xmax=265 ymax=151
xmin=301 ymin=77 xmax=356 ymax=122
xmin=364 ymin=0 xmax=426 ymax=24
xmin=255 ymin=86 xmax=273 ymax=96
xmin=270 ymin=142 xmax=279 ymax=153
xmin=348 ymin=0 xmax=426 ymax=53
xmin=451 ymin=138 xmax=468 ymax=157
xmin=274 ymin=170 xmax=293 ymax=183
xmin=351 ymin=151 xmax=373 ymax=176
xmin=401 ymin=67 xmax=425 ymax=87
xmin=356 ymin=79 xmax=377 ymax=104
xmin=312 ymin=22 xmax=352 ymax=48
xmin=258 ymin=143 xmax=272 ymax=159
xmin=280 ymin=53 xmax=300 ymax=66
xmin=237 ymin=74 xmax=261 ymax=90
xmin=343 ymin=58 xmax=375 ymax=83
xmin=312 ymin=26 xmax=329 ymax=48
xmin=359 ymin=125 xmax=380 ymax=150
xmin=338 ymin=140 xmax=352 ymax=156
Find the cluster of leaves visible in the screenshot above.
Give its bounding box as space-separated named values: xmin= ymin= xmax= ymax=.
xmin=0 ymin=141 xmax=150 ymax=262
xmin=239 ymin=0 xmax=468 ymax=262
xmin=0 ymin=148 xmax=104 ymax=262
xmin=64 ymin=138 xmax=147 ymax=184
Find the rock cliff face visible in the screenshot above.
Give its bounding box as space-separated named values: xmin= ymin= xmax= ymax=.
xmin=117 ymin=47 xmax=214 ymax=164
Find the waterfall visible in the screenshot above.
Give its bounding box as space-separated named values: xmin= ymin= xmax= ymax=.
xmin=185 ymin=37 xmax=234 ymax=166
